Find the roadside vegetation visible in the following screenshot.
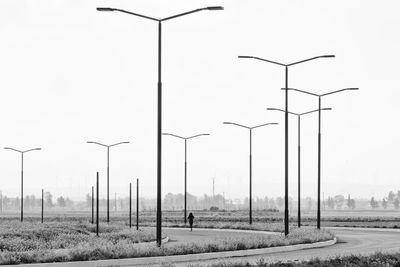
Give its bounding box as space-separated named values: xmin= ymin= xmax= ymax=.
xmin=200 ymin=252 xmax=400 ymax=266
xmin=0 ymin=218 xmax=333 ymax=265
xmin=0 ymin=220 xmax=158 ymax=264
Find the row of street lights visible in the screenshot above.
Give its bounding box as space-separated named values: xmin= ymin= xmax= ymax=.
xmin=95 ymin=5 xmax=359 ymax=243
xmin=284 ymin=87 xmax=358 ymax=229
xmin=238 ymin=55 xmax=337 ymax=235
xmin=1 ymin=5 xmax=360 ymax=248
xmin=267 ymin=107 xmax=331 ymax=227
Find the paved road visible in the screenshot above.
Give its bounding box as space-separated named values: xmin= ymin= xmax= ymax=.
xmin=163 ymin=227 xmax=277 ymax=246
xmin=169 ymin=227 xmax=400 ymax=266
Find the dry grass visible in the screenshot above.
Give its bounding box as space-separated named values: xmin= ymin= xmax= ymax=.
xmin=0 ymin=219 xmax=333 ymax=265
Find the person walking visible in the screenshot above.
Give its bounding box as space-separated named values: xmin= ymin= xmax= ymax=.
xmin=188 ymin=212 xmax=195 ymax=231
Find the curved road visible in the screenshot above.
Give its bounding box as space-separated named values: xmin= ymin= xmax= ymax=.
xmin=162 ymin=227 xmax=400 ymax=266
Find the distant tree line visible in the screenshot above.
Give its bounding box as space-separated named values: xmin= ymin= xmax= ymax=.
xmin=369 ymin=190 xmax=400 ymax=210
xmin=1 ymin=190 xmax=400 ymax=212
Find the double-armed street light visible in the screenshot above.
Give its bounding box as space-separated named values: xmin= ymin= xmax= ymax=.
xmin=163 ymin=133 xmax=210 ymax=224
xmin=4 ymin=147 xmax=41 ymax=222
xmin=285 ymin=87 xmax=359 ymax=229
xmin=267 ymin=107 xmax=331 ymax=227
xmin=223 ymin=122 xmax=278 ymax=224
xmin=238 ymin=55 xmax=335 ymax=235
xmin=96 ymin=6 xmax=223 ymax=246
xmin=87 ymin=141 xmax=129 ymax=223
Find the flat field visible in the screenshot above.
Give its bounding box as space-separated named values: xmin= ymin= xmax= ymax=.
xmin=3 ymin=208 xmax=400 ymax=230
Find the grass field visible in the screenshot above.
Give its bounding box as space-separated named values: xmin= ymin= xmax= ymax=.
xmin=200 ymin=252 xmax=400 ymax=267
xmin=0 ymin=215 xmax=334 ymax=265
xmin=3 ymin=208 xmax=400 ymax=230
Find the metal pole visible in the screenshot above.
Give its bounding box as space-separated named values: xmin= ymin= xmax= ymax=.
xmin=129 ymin=182 xmax=132 ymax=228
xmin=249 ymin=129 xmax=252 ymax=225
xmin=317 ymin=96 xmax=321 ymax=229
xmin=91 ymin=186 xmax=94 ymax=224
xmin=107 ymin=147 xmax=110 ymax=223
xmin=96 ymin=172 xmax=99 ymax=236
xmin=284 ymin=66 xmax=289 ymax=235
xmin=156 ymin=20 xmax=162 ymax=247
xmin=21 ymin=153 xmax=24 ymax=222
xmin=297 ymin=116 xmax=301 ymax=227
xmin=137 ymin=178 xmax=139 ymax=231
xmin=184 ymin=139 xmax=187 ymax=224
xmin=41 ymin=188 xmax=44 ymax=224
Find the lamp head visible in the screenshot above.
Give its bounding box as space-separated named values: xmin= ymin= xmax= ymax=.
xmin=206 ymin=6 xmax=224 ymax=10
xmin=321 ymin=55 xmax=335 ymax=58
xmin=96 ymin=7 xmax=115 ymax=12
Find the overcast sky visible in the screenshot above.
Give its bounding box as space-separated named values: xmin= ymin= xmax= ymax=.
xmin=0 ymin=0 xmax=399 ymax=201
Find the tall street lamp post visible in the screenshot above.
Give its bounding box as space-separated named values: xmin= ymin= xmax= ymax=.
xmin=163 ymin=133 xmax=209 ymax=224
xmin=4 ymin=147 xmax=41 ymax=222
xmin=223 ymin=122 xmax=277 ymax=224
xmin=267 ymin=107 xmax=331 ymax=227
xmin=97 ymin=5 xmax=223 ymax=246
xmin=238 ymin=55 xmax=334 ymax=235
xmin=285 ymin=87 xmax=358 ymax=229
xmin=87 ymin=141 xmax=129 ymax=223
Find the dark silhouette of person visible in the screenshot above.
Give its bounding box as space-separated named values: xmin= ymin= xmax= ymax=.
xmin=188 ymin=212 xmax=195 ymax=231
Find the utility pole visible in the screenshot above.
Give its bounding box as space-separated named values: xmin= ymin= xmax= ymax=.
xmin=41 ymin=189 xmax=44 ymax=223
xmin=136 ymin=178 xmax=139 ymax=231
xmin=129 ymin=183 xmax=132 ymax=228
xmin=96 ymin=172 xmax=99 ymax=237
xmin=91 ymin=186 xmax=94 ymax=224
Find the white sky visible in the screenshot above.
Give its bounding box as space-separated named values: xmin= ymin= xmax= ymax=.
xmin=0 ymin=0 xmax=399 ymax=201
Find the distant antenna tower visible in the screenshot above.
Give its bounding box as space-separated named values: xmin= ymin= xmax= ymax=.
xmin=212 ymin=177 xmax=215 ymax=198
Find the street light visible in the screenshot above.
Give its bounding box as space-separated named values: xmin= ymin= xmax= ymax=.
xmin=223 ymin=122 xmax=278 ymax=224
xmin=87 ymin=141 xmax=129 ymax=223
xmin=238 ymin=55 xmax=334 ymax=235
xmin=4 ymin=147 xmax=41 ymax=222
xmin=267 ymin=107 xmax=331 ymax=227
xmin=285 ymin=87 xmax=358 ymax=229
xmin=163 ymin=132 xmax=209 ymax=224
xmin=97 ymin=6 xmax=223 ymax=246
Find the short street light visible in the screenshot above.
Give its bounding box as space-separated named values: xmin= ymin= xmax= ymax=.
xmin=87 ymin=141 xmax=129 ymax=223
xmin=163 ymin=133 xmax=209 ymax=224
xmin=97 ymin=5 xmax=223 ymax=246
xmin=223 ymin=122 xmax=278 ymax=224
xmin=238 ymin=54 xmax=334 ymax=235
xmin=4 ymin=147 xmax=41 ymax=222
xmin=267 ymin=107 xmax=331 ymax=227
xmin=285 ymin=87 xmax=359 ymax=229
